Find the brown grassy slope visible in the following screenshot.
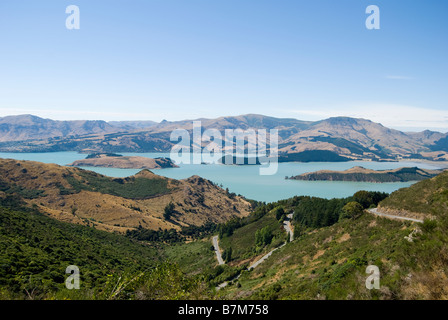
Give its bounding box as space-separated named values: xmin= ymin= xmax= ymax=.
xmin=0 ymin=158 xmax=251 ymax=233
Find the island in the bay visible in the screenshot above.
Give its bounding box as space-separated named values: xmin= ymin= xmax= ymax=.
xmin=286 ymin=166 xmax=443 ymax=183
xmin=67 ymin=153 xmax=178 ymax=169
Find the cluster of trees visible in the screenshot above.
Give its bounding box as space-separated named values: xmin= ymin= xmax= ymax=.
xmin=273 ymin=206 xmax=286 ymax=221
xmin=85 ymin=153 xmax=122 ymax=159
xmin=255 ymin=226 xmax=273 ymax=247
xmin=163 ymin=202 xmax=175 ymax=220
xmin=218 ymin=202 xmax=279 ymax=239
xmin=64 ymin=170 xmax=170 ymax=200
xmin=222 ymin=247 xmax=233 ymax=263
xmin=126 ymin=222 xmax=220 ymax=243
xmin=293 ymin=197 xmax=347 ymax=228
xmin=125 ymin=226 xmax=183 ymax=243
xmin=181 ymin=222 xmax=218 ymax=238
xmin=293 ymin=191 xmax=388 ymax=229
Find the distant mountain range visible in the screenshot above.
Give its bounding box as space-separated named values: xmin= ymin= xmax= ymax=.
xmin=0 ymin=114 xmax=447 ymax=161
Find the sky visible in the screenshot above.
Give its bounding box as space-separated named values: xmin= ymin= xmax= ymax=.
xmin=0 ymin=0 xmax=447 ymax=132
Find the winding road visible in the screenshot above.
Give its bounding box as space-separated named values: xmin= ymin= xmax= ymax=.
xmin=368 ymin=208 xmax=423 ymax=223
xmin=214 ymin=213 xmax=295 ymax=289
xmin=213 ymin=209 xmax=422 ymax=290
xmin=212 ymin=235 xmax=225 ymax=265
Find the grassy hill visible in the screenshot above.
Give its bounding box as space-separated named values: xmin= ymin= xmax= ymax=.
xmin=219 ymin=213 xmax=417 ymax=300
xmin=0 ymin=204 xmax=220 ymax=300
xmin=218 ymin=205 xmax=288 ymax=264
xmin=2 ymin=162 xmax=448 ymax=300
xmin=379 ymin=170 xmax=448 ymax=218
xmin=0 ymin=158 xmax=252 ymax=233
xmin=0 ymin=205 xmax=157 ymax=299
xmin=215 ymin=174 xmax=448 ymax=300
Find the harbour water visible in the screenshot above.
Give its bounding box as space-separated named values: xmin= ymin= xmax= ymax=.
xmin=0 ymin=151 xmax=445 ymax=203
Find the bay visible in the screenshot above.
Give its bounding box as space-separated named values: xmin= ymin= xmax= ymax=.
xmin=0 ymin=151 xmax=446 ymax=203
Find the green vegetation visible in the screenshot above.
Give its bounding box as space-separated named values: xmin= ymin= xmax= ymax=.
xmin=380 ymin=171 xmax=448 ymax=217
xmin=222 ymin=247 xmax=233 ymax=263
xmin=221 ymin=203 xmax=448 ymax=300
xmin=218 ymin=204 xmax=288 ymax=261
xmin=64 ymin=169 xmax=170 ymax=199
xmin=163 ymin=240 xmax=216 ymax=276
xmin=85 ymin=153 xmax=123 ymax=159
xmin=0 ymin=203 xmax=217 ymax=300
xmin=293 ymin=191 xmax=387 ymax=230
xmin=163 ymin=202 xmax=175 ymax=220
xmin=125 ymin=226 xmax=183 ymax=243
xmin=220 ymin=212 xmax=413 ymax=299
xmin=95 ymin=262 xmax=211 ymax=300
xmin=0 ymin=205 xmax=161 ymax=299
xmin=2 ymin=160 xmax=448 ymax=301
xmin=340 ymin=201 xmax=364 ymax=220
xmin=255 ymin=226 xmax=273 ymax=247
xmin=219 ymin=150 xmax=351 ymax=165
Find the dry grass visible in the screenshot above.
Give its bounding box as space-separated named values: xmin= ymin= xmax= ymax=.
xmin=0 ymin=158 xmax=252 ymax=233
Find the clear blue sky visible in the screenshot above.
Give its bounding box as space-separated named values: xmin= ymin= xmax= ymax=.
xmin=0 ymin=0 xmax=447 ymax=131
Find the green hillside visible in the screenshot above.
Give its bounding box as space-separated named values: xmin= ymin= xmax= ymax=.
xmin=379 ymin=170 xmax=448 ymax=217
xmin=0 ymin=205 xmax=211 ymax=300
xmin=216 ymin=175 xmax=448 ymax=300
xmin=218 ymin=205 xmax=288 ymax=262
xmin=2 ymin=169 xmax=448 ymax=300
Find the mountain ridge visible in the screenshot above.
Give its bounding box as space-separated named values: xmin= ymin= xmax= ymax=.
xmin=1 ymin=114 xmax=447 ymax=161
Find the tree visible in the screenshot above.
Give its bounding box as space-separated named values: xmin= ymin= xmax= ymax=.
xmin=255 ymin=226 xmax=273 ymax=247
xmin=353 ymin=190 xmax=388 ymax=209
xmin=340 ymin=201 xmax=364 ymax=220
xmin=163 ymin=202 xmax=175 ymax=220
xmin=274 ymin=206 xmax=285 ymax=221
xmin=222 ymin=247 xmax=232 ymax=263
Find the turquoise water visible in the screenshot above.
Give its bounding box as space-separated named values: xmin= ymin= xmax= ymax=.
xmin=0 ymin=151 xmax=446 ymax=203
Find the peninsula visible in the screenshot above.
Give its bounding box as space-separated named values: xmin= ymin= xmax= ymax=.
xmin=286 ymin=166 xmax=443 ymax=183
xmin=67 ymin=153 xmax=178 ymax=169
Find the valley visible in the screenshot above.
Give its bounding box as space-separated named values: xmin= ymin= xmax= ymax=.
xmin=1 ymin=114 xmax=448 ymax=301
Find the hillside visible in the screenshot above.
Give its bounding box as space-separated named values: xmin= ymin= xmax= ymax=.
xmin=0 ymin=158 xmax=251 ymax=233
xmin=219 ymin=212 xmax=427 ymax=300
xmin=287 ymin=166 xmax=442 ymax=183
xmin=0 ymin=205 xmax=214 ymax=300
xmin=1 ymin=114 xmax=448 ymax=162
xmin=215 ymin=180 xmax=448 ymax=300
xmin=378 ymin=170 xmax=448 ymax=220
xmin=2 ymin=169 xmax=448 ymax=300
